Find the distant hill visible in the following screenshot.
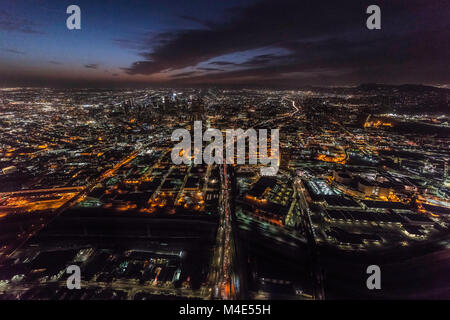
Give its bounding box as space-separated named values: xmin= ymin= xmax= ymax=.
xmin=356 ymin=83 xmax=450 ymax=93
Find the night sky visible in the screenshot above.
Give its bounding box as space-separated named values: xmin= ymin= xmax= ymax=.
xmin=0 ymin=0 xmax=449 ymax=87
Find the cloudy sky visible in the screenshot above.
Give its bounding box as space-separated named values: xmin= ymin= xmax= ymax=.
xmin=0 ymin=0 xmax=448 ymax=87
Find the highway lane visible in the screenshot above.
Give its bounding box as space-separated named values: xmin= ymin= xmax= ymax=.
xmin=209 ymin=164 xmax=237 ymax=299
xmin=3 ymin=147 xmax=142 ymax=259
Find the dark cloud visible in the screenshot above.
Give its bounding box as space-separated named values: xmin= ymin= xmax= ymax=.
xmin=84 ymin=64 xmax=99 ymax=69
xmin=104 ymin=70 xmax=120 ymax=77
xmin=238 ymin=54 xmax=287 ymax=67
xmin=198 ymin=67 xmax=224 ymax=72
xmin=1 ymin=48 xmax=26 ymax=55
xmin=208 ymin=61 xmax=238 ymax=66
xmin=121 ymin=0 xmax=449 ymax=86
xmin=172 ymin=71 xmax=200 ymax=78
xmin=0 ymin=9 xmax=43 ymax=34
xmin=178 ymin=15 xmax=215 ymax=29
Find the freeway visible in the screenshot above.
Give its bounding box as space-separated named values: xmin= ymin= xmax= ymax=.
xmin=209 ymin=164 xmax=238 ymax=299
xmin=4 ymin=148 xmax=141 ymax=259
xmin=254 ymin=97 xmax=302 ymax=128
xmin=295 ymin=178 xmax=325 ymax=300
xmin=0 ymin=186 xmax=84 ymax=197
xmin=5 ymin=279 xmax=210 ymax=300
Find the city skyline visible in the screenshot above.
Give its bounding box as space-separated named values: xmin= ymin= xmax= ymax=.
xmin=1 ymin=86 xmax=449 ymax=301
xmin=0 ymin=0 xmax=449 ymax=87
